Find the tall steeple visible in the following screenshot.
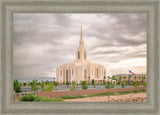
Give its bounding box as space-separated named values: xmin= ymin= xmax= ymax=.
xmin=75 ymin=26 xmax=87 ymax=61
xmin=79 ymin=25 xmax=84 ymax=46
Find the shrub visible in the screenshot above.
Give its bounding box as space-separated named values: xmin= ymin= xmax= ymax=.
xmin=21 ymin=94 xmax=63 ymax=102
xmin=105 ymin=83 xmax=114 ymax=89
xmin=66 ymin=81 xmax=70 ymax=86
xmin=14 ymin=79 xmax=22 ymax=93
xmin=117 ymin=81 xmax=120 ymax=85
xmin=81 ymin=81 xmax=88 ymax=89
xmin=30 ymin=80 xmax=39 ymax=92
xmin=21 ymin=94 xmax=36 ymax=101
xmin=121 ymin=82 xmax=125 ymax=88
xmin=143 ymin=82 xmax=147 ymax=87
xmin=91 ymin=79 xmax=95 ymax=85
xmin=70 ymin=81 xmax=76 ymax=91
xmin=134 ymin=82 xmax=138 ymax=87
xmin=53 ymin=81 xmax=58 ymax=86
xmin=23 ymin=83 xmax=27 ymax=86
xmin=133 ymin=81 xmax=139 ymax=87
xmin=82 ymin=85 xmax=88 ymax=89
xmin=42 ymin=82 xmax=54 ymax=91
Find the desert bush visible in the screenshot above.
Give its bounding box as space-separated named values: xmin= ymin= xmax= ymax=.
xmin=105 ymin=83 xmax=114 ymax=89
xmin=143 ymin=82 xmax=147 ymax=87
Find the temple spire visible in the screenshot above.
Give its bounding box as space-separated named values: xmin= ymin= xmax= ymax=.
xmin=79 ymin=25 xmax=84 ymax=45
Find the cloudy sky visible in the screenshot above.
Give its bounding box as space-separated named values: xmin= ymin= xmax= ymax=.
xmin=13 ymin=13 xmax=147 ymax=79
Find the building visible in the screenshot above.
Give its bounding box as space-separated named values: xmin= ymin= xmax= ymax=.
xmin=56 ymin=26 xmax=106 ymax=84
xmin=113 ymin=74 xmax=147 ymax=83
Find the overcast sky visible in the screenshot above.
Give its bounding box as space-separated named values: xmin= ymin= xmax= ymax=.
xmin=13 ymin=13 xmax=147 ymax=79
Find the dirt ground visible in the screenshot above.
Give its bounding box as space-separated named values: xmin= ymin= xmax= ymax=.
xmin=64 ymin=93 xmax=147 ymax=102
xmin=38 ymin=87 xmax=146 ymax=98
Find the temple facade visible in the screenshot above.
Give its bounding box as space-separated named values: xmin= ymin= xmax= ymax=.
xmin=56 ymin=26 xmax=106 ymax=84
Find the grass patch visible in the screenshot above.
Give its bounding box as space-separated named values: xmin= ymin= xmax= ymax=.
xmin=62 ymin=89 xmax=146 ymax=99
xmin=21 ymin=94 xmax=63 ymax=102
xmin=62 ymin=95 xmax=85 ymax=99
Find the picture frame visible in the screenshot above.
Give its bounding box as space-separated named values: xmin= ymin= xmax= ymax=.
xmin=0 ymin=0 xmax=159 ymax=114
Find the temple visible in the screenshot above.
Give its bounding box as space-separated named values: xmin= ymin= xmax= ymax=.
xmin=56 ymin=26 xmax=106 ymax=84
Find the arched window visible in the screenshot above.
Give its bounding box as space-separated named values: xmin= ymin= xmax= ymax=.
xmin=78 ymin=51 xmax=80 ymax=59
xmin=66 ymin=70 xmax=69 ymax=81
xmin=84 ymin=69 xmax=87 ymax=79
xmin=96 ymin=68 xmax=98 ymax=78
xmin=84 ymin=52 xmax=86 ymax=59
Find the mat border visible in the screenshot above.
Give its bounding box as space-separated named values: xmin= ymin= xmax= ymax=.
xmin=0 ymin=0 xmax=159 ymax=114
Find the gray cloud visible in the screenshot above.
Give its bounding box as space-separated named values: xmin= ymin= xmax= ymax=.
xmin=13 ymin=13 xmax=147 ymax=78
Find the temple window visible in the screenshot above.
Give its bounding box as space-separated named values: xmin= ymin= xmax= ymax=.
xmin=66 ymin=70 xmax=69 ymax=81
xmin=96 ymin=68 xmax=98 ymax=78
xmin=84 ymin=69 xmax=87 ymax=79
xmin=84 ymin=52 xmax=86 ymax=59
xmin=78 ymin=51 xmax=80 ymax=59
xmin=72 ymin=69 xmax=73 ymax=76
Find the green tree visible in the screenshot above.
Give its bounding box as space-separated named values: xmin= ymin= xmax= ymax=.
xmin=53 ymin=77 xmax=55 ymax=81
xmin=23 ymin=82 xmax=27 ymax=86
xmin=53 ymin=81 xmax=58 ymax=89
xmin=112 ymin=76 xmax=117 ymax=81
xmin=143 ymin=82 xmax=147 ymax=87
xmin=14 ymin=79 xmax=22 ymax=93
xmin=66 ymin=81 xmax=70 ymax=87
xmin=128 ymin=75 xmax=131 ymax=85
xmin=42 ymin=82 xmax=54 ymax=91
xmin=108 ymin=76 xmax=110 ymax=79
xmin=70 ymin=81 xmax=76 ymax=91
xmin=119 ymin=76 xmax=122 ymax=84
xmin=81 ymin=81 xmax=88 ymax=89
xmin=123 ymin=76 xmax=126 ymax=81
xmin=134 ymin=76 xmax=137 ymax=81
xmin=103 ymin=76 xmax=106 ymax=84
xmin=121 ymin=81 xmax=125 ymax=88
xmin=30 ymin=80 xmax=39 ymax=92
xmin=133 ymin=81 xmax=139 ymax=87
xmin=91 ymin=79 xmax=95 ymax=85
xmin=105 ymin=83 xmax=114 ymax=89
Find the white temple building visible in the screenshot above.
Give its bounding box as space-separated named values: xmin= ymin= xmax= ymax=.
xmin=56 ymin=26 xmax=106 ymax=84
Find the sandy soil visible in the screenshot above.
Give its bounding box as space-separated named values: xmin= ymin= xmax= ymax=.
xmin=64 ymin=93 xmax=147 ymax=102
